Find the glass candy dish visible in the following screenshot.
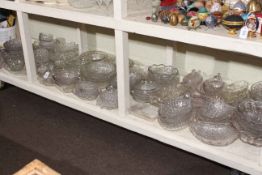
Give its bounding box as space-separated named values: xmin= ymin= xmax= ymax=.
xmin=53 ymin=65 xmax=80 ymax=92
xmin=81 ymin=52 xmax=116 ymax=83
xmin=237 ymin=99 xmax=262 ymax=131
xmin=250 ymin=81 xmax=262 ymax=101
xmin=2 ymin=50 xmax=25 ymax=72
xmin=97 ymin=86 xmax=118 ymax=110
xmin=34 ymin=48 xmax=49 ymax=66
xmin=222 ymin=80 xmax=249 ymax=105
xmin=132 ymin=80 xmax=161 ymax=103
xmin=182 ymin=69 xmax=203 ymax=91
xmin=190 ymin=116 xmax=239 ymax=146
xmin=39 ymin=33 xmax=54 ymax=42
xmin=148 ymin=64 xmax=179 ymax=86
xmin=73 ymin=81 xmax=99 ymax=100
xmin=199 ymin=97 xmax=235 ymax=122
xmin=202 ymin=73 xmax=225 ymax=97
xmin=158 ymin=94 xmax=193 ymax=130
xmin=3 ymin=39 xmax=23 ymax=52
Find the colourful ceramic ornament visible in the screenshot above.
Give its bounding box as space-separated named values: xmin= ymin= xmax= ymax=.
xmin=246 ymin=13 xmax=258 ymax=37
xmin=205 ymin=14 xmax=218 ymax=27
xmin=188 ymin=16 xmax=201 ymax=29
xmin=222 ymin=14 xmax=244 ymax=35
xmin=169 ymin=13 xmax=178 ymax=25
xmin=198 ymin=7 xmax=209 ymax=23
xmin=233 ymin=0 xmax=246 ymax=15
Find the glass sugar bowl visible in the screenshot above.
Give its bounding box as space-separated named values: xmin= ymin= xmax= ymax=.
xmin=158 ymin=94 xmax=193 ymax=130
xmin=148 ymin=64 xmax=180 ymax=86
xmin=190 ymin=116 xmax=239 ymax=146
xmin=97 ymin=86 xmax=118 ymax=110
xmin=73 ymin=81 xmax=99 ymax=100
xmin=131 ymin=80 xmax=161 ymax=103
xmin=202 ymin=73 xmax=225 ymax=97
xmin=222 ymin=80 xmax=249 ymax=105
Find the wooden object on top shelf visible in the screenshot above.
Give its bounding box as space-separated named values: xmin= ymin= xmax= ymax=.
xmin=13 ymin=159 xmax=60 ymax=175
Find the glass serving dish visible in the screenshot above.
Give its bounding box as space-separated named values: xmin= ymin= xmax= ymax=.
xmin=53 ymin=65 xmax=80 ymax=92
xmin=182 ymin=69 xmax=203 ymax=91
xmin=97 ymin=86 xmax=118 ymax=110
xmin=39 ymin=33 xmax=54 ymax=42
xmin=2 ymin=50 xmax=25 ymax=72
xmin=3 ymin=39 xmax=23 ymax=52
xmin=250 ymin=81 xmax=262 ymax=101
xmin=81 ymin=51 xmax=116 ymax=83
xmin=131 ymin=80 xmax=161 ymax=103
xmin=73 ymin=81 xmax=99 ymax=100
xmin=222 ymin=80 xmax=249 ymax=105
xmin=202 ymin=73 xmax=225 ymax=97
xmin=199 ymin=97 xmax=235 ymax=122
xmin=158 ymin=94 xmax=193 ymax=130
xmin=190 ymin=116 xmax=239 ymax=146
xmin=34 ymin=48 xmax=49 ymax=66
xmin=148 ymin=64 xmax=180 ymax=86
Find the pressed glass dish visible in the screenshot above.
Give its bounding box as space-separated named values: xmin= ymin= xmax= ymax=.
xmin=250 ymin=81 xmax=262 ymax=101
xmin=202 ymin=73 xmax=225 ymax=97
xmin=148 ymin=64 xmax=179 ymax=86
xmin=73 ymin=81 xmax=99 ymax=100
xmin=81 ymin=52 xmax=116 ymax=83
xmin=222 ymin=80 xmax=249 ymax=105
xmin=182 ymin=69 xmax=203 ymax=91
xmin=2 ymin=50 xmax=25 ymax=72
xmin=199 ymin=97 xmax=235 ymax=122
xmin=158 ymin=94 xmax=193 ymax=130
xmin=190 ymin=116 xmax=239 ymax=146
xmin=132 ymin=80 xmax=161 ymax=103
xmin=3 ymin=39 xmax=22 ymax=51
xmin=97 ymin=86 xmax=118 ymax=110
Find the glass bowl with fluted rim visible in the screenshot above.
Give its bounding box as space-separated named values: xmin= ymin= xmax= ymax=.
xmin=73 ymin=81 xmax=99 ymax=100
xmin=96 ymin=86 xmax=118 ymax=110
xmin=148 ymin=64 xmax=180 ymax=86
xmin=190 ymin=115 xmax=239 ymax=146
xmin=131 ymin=80 xmax=161 ymax=103
xmin=250 ymin=81 xmax=262 ymax=101
xmin=222 ymin=80 xmax=249 ymax=105
xmin=158 ymin=94 xmax=193 ymax=130
xmin=53 ymin=65 xmax=80 ymax=87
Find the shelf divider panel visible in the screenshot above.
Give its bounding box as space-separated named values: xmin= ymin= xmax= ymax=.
xmin=17 ymin=11 xmax=37 ymax=82
xmin=114 ymin=0 xmax=127 ymax=19
xmin=115 ymin=30 xmax=130 ymax=116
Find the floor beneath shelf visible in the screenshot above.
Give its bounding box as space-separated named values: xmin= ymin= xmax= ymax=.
xmin=0 ymin=85 xmax=231 ymax=175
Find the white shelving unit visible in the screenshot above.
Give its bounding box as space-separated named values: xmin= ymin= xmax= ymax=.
xmin=0 ymin=0 xmax=262 ymax=174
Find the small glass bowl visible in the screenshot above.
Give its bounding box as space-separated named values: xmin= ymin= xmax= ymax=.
xmin=148 ymin=64 xmax=179 ymax=86
xmin=39 ymin=33 xmax=54 ymax=42
xmin=53 ymin=65 xmax=80 ymax=87
xmin=34 ymin=48 xmax=49 ymax=66
xmin=97 ymin=86 xmax=118 ymax=110
xmin=158 ymin=94 xmax=193 ymax=130
xmin=182 ymin=69 xmax=203 ymax=90
xmin=81 ymin=53 xmax=116 ymax=83
xmin=2 ymin=50 xmax=25 ymax=72
xmin=190 ymin=116 xmax=239 ymax=146
xmin=73 ymin=81 xmax=99 ymax=100
xmin=3 ymin=39 xmax=23 ymax=52
xmin=222 ymin=80 xmax=249 ymax=105
xmin=250 ymin=81 xmax=262 ymax=101
xmin=202 ymin=73 xmax=225 ymax=96
xmin=199 ymin=97 xmax=235 ymax=122
xmin=132 ymin=80 xmax=161 ymax=103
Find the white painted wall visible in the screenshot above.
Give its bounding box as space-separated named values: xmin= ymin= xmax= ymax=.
xmin=28 ymin=15 xmax=262 ymax=84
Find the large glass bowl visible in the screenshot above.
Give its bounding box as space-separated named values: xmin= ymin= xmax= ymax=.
xmin=148 ymin=64 xmax=179 ymax=86
xmin=2 ymin=50 xmax=25 ymax=72
xmin=158 ymin=94 xmax=193 ymax=130
xmin=190 ymin=116 xmax=239 ymax=146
